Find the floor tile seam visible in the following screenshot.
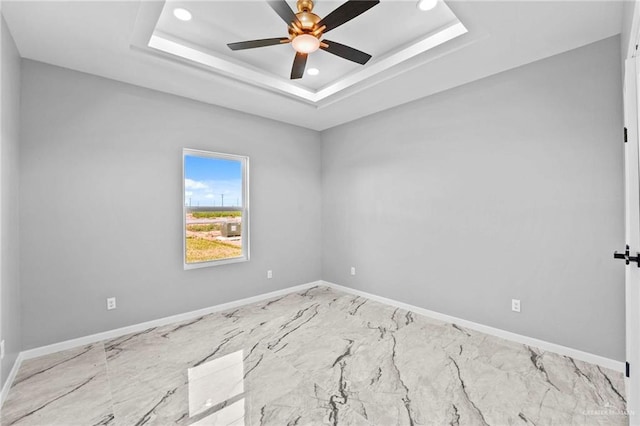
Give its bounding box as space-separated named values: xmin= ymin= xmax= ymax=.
xmin=99 ymin=340 xmax=119 ymax=425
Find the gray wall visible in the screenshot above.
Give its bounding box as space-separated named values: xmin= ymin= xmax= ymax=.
xmin=1 ymin=15 xmax=22 ymax=386
xmin=19 ymin=60 xmax=322 ymax=349
xmin=321 ymin=36 xmax=625 ymax=361
xmin=13 ymin=34 xmax=627 ymax=362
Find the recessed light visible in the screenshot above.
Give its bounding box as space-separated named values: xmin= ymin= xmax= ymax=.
xmin=173 ymin=8 xmax=192 ymax=21
xmin=307 ymin=68 xmax=319 ymax=76
xmin=417 ymin=0 xmax=438 ymax=11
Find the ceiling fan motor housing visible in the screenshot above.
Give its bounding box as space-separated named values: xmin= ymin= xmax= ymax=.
xmin=295 ymin=11 xmax=321 ymax=32
xmin=291 ymin=0 xmax=322 ymax=36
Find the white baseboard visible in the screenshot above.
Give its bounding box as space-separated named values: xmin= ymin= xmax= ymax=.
xmin=20 ymin=280 xmax=321 ymax=361
xmin=1 ymin=352 xmax=24 ymax=409
xmin=1 ymin=281 xmax=319 ymax=411
xmin=321 ymin=281 xmax=625 ymax=373
xmin=2 ymin=278 xmax=623 ymax=410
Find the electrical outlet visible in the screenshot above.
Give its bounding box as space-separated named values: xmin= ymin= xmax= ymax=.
xmin=350 ymin=266 xmax=356 ymax=276
xmin=267 ymin=270 xmax=273 ymax=279
xmin=0 ymin=340 xmax=5 ymax=360
xmin=512 ymin=299 xmax=521 ymax=313
xmin=107 ymin=297 xmax=117 ymax=310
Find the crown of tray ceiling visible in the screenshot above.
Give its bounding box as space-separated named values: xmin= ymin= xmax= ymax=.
xmin=132 ymin=0 xmax=467 ymax=106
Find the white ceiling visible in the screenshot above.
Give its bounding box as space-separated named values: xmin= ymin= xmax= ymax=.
xmin=1 ymin=1 xmax=624 ymax=131
xmin=148 ymin=0 xmax=464 ymax=99
xmin=145 ymin=1 xmax=467 ymax=103
xmin=159 ymin=1 xmax=460 ymax=88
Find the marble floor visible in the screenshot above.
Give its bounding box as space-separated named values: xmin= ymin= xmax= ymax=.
xmin=1 ymin=286 xmax=628 ymax=425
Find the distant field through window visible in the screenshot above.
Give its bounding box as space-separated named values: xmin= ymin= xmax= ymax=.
xmin=183 ymin=149 xmax=249 ymax=268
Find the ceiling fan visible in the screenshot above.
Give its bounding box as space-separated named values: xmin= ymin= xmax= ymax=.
xmin=227 ymin=0 xmax=380 ymax=79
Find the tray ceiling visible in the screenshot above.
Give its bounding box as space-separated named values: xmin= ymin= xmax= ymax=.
xmin=137 ymin=1 xmax=467 ymax=104
xmin=1 ymin=1 xmax=624 ymax=130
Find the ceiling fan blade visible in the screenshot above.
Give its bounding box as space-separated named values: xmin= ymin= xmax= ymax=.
xmin=321 ymin=39 xmax=371 ymax=65
xmin=316 ymin=0 xmax=379 ymax=33
xmin=267 ymin=0 xmax=301 ymax=26
xmin=291 ymin=52 xmax=308 ymax=79
xmin=228 ymin=38 xmax=290 ymax=50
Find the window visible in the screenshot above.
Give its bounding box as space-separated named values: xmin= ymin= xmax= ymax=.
xmin=183 ymin=149 xmax=249 ymax=268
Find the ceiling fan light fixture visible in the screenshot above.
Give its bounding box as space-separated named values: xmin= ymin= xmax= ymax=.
xmin=416 ymin=0 xmax=438 ymax=11
xmin=291 ymin=34 xmax=320 ymax=54
xmin=173 ymin=8 xmax=192 ymax=21
xmin=226 ymin=0 xmax=379 ymax=79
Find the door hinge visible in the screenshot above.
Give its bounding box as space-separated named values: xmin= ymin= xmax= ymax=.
xmin=626 ymin=362 xmax=630 ymax=378
xmin=614 ymin=245 xmax=640 ymax=267
xmin=624 ymin=127 xmax=628 ymax=143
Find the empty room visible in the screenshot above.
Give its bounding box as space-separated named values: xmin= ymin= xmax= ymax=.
xmin=1 ymin=0 xmax=639 ymax=424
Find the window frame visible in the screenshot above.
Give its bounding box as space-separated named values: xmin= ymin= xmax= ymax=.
xmin=182 ymin=148 xmax=250 ymax=270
